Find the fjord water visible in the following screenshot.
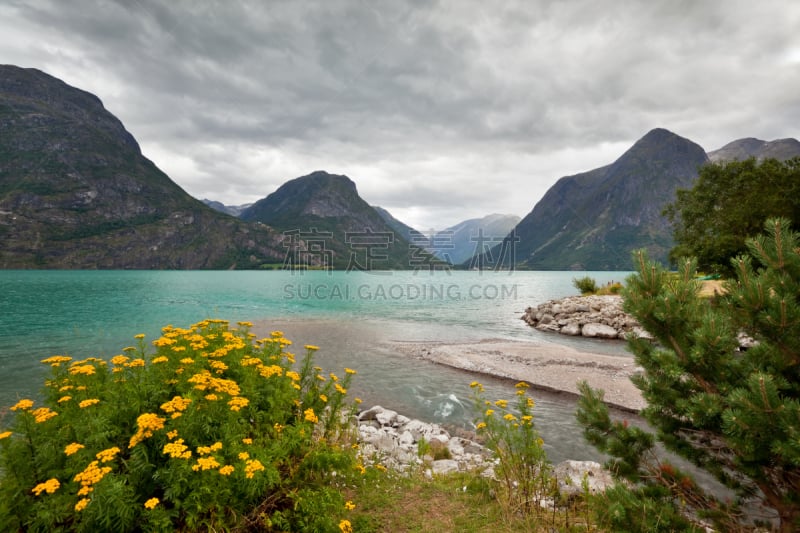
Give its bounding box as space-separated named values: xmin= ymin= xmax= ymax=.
xmin=0 ymin=270 xmax=630 ymax=462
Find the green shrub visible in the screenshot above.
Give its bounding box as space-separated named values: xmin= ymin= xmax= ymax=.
xmin=0 ymin=319 xmax=360 ymax=532
xmin=572 ymin=276 xmax=598 ymax=295
xmin=470 ymin=380 xmax=550 ymax=518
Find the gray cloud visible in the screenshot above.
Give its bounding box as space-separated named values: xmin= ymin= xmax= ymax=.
xmin=1 ymin=0 xmax=799 ymax=229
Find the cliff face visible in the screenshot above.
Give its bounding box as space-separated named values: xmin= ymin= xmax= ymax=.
xmin=0 ymin=65 xmax=284 ymax=269
xmin=474 ymin=128 xmax=709 ymax=270
xmin=707 ymin=137 xmax=800 ymax=162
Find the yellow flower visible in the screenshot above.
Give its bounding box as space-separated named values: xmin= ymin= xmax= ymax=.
xmin=65 ymin=442 xmax=84 ymax=456
xmin=96 ymin=447 xmax=121 ymax=463
xmin=160 ymin=396 xmax=192 ymax=414
xmin=134 ymin=334 xmax=146 ymax=340
xmin=151 ymin=356 xmax=169 ymax=364
xmin=41 ymin=355 xmax=73 ymax=366
xmin=503 ymin=413 xmax=517 ymax=422
xmin=57 ymin=395 xmax=72 ymax=403
xmin=238 ymin=451 xmax=250 ymax=460
xmin=10 ymin=399 xmax=34 ymax=411
xmin=75 ymin=498 xmax=90 ymax=511
xmin=304 ymin=408 xmax=318 ymax=424
xmin=125 ymin=358 xmax=145 ymax=368
xmin=69 ymin=364 xmax=96 ymax=376
xmin=515 ymin=381 xmax=530 ymax=388
xmin=345 ymin=367 xmax=356 ymax=375
xmin=521 ymin=415 xmax=533 ymax=424
xmin=219 ymin=465 xmax=235 ymax=476
xmin=163 ymin=439 xmax=192 ymax=459
xmin=0 ymin=431 xmax=12 ymax=440
xmin=345 ymin=500 xmax=356 ymax=510
xmin=167 ymin=430 xmax=179 ymax=439
xmin=273 ymin=423 xmax=283 ymax=433
xmin=339 ymin=519 xmax=353 ymax=533
xmin=237 ymin=321 xmax=253 ymax=327
xmin=355 ymin=397 xmax=362 ymax=404
xmin=31 ymin=478 xmax=60 ymax=496
xmin=79 ymin=399 xmax=100 ymax=409
xmin=526 ymin=397 xmax=535 ymax=409
xmin=244 ymin=459 xmax=265 ymax=478
xmin=129 ymin=413 xmax=166 ymax=448
xmin=144 ymin=497 xmax=159 ymax=509
xmin=485 ymin=409 xmax=494 ymax=416
xmin=242 ymin=437 xmax=253 ymax=445
xmin=111 ymin=355 xmax=130 ymax=365
xmin=475 ymin=422 xmax=487 ymax=430
xmin=228 ymin=396 xmax=249 ymax=411
xmin=32 ymin=407 xmax=58 ymax=423
xmin=516 ymin=390 xmax=525 ymax=396
xmin=304 ymin=344 xmax=319 ymax=351
xmin=329 ymin=373 xmax=339 ymax=382
xmin=192 ymin=456 xmax=221 ymax=471
xmin=494 ymin=399 xmax=508 ymax=408
xmin=335 ymin=383 xmax=347 ymax=395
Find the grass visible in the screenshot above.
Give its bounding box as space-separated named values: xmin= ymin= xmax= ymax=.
xmin=346 ymin=469 xmax=595 ymax=533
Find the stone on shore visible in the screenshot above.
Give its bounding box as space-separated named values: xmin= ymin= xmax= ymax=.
xmin=522 ymin=295 xmax=641 ymax=340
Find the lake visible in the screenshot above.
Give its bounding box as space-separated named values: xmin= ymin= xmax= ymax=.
xmin=0 ymin=269 xmax=632 ymax=462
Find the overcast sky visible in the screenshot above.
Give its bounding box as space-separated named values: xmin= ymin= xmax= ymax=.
xmin=1 ymin=0 xmax=799 ymax=230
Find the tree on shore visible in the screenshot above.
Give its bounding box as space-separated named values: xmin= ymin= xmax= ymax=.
xmin=664 ymin=157 xmax=800 ymax=276
xmin=577 ymin=218 xmax=800 ymax=532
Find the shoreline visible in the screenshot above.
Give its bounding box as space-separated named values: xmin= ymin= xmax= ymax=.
xmin=392 ymin=337 xmax=644 ymax=412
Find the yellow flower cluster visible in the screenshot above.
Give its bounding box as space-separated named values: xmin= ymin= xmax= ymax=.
xmin=32 ymin=407 xmax=58 ymax=423
xmin=163 ymin=439 xmax=192 ymax=459
xmin=31 ymin=478 xmax=60 ymax=496
xmin=125 ymin=358 xmax=145 ymax=368
xmin=41 ymin=355 xmax=73 ymax=367
xmin=494 ymin=399 xmax=508 ymax=408
xmin=65 ymin=442 xmax=85 ymax=456
xmin=244 ymin=458 xmax=265 ymax=479
xmin=304 ymin=344 xmax=320 ymax=351
xmin=69 ymin=364 xmax=96 ymax=376
xmin=11 ymin=399 xmax=34 ymax=411
xmin=57 ymin=395 xmax=72 ymax=403
xmin=0 ymin=431 xmax=12 ymax=440
xmin=304 ymin=408 xmax=319 ymax=424
xmin=259 ymin=364 xmax=284 ymax=378
xmin=335 ymin=383 xmax=347 ymax=395
xmin=111 ymin=355 xmax=130 ymax=365
xmin=196 ymin=441 xmax=223 ymax=455
xmin=79 ymin=398 xmax=100 ymax=409
xmin=160 ymin=395 xmax=192 ymax=414
xmin=151 ymin=356 xmax=169 ymax=364
xmin=192 ymin=456 xmax=221 ymax=471
xmin=219 ymin=465 xmax=235 ymax=476
xmin=129 ymin=413 xmax=166 ymax=448
xmin=74 ymin=460 xmax=112 ymax=495
xmin=75 ymin=498 xmax=90 ymax=512
xmin=339 ymin=519 xmax=353 ymax=533
xmin=96 ymin=447 xmax=121 ymax=463
xmin=187 ymin=371 xmax=241 ymax=396
xmin=344 ymin=368 xmax=356 ymax=375
xmin=228 ymin=396 xmax=249 ymax=411
xmin=144 ymin=497 xmax=159 ymax=509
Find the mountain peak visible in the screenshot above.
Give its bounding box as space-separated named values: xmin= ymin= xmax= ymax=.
xmin=708 ymin=137 xmax=800 ymax=162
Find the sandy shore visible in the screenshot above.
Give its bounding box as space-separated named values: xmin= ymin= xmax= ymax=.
xmin=392 ymin=338 xmax=645 ymax=412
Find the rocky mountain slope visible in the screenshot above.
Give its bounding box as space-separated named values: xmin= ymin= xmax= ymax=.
xmin=431 ymin=214 xmax=520 ymax=265
xmin=474 ymin=128 xmax=709 ymax=270
xmin=0 ymin=65 xmax=285 ymax=269
xmin=241 ymin=171 xmax=436 ymax=269
xmin=202 ymin=199 xmax=253 ymax=217
xmin=708 ymin=137 xmax=800 ymax=162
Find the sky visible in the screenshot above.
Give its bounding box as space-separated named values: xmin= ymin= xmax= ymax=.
xmin=1 ymin=1 xmax=799 ymax=230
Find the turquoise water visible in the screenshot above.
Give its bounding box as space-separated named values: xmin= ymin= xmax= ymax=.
xmin=0 ymin=270 xmax=630 ymax=462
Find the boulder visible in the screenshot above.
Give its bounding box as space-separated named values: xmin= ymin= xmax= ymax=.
xmin=581 ymin=323 xmax=618 ymax=339
xmin=553 ymin=460 xmax=615 ymax=498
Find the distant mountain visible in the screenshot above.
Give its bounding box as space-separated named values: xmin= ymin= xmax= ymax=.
xmin=241 ymin=171 xmax=436 ymax=269
xmin=0 ymin=65 xmax=284 ymax=268
xmin=202 ymin=199 xmax=253 ymax=217
xmin=474 ymin=128 xmax=708 ymax=270
xmin=708 ymin=137 xmax=800 ymax=162
xmin=433 ymin=214 xmax=520 ymax=265
xmin=373 ymin=206 xmax=428 ymax=246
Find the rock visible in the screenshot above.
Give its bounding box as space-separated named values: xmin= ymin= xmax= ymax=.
xmin=560 ymin=322 xmax=582 ymax=336
xmin=552 ymin=460 xmax=615 ymax=498
xmin=431 ymin=459 xmax=460 ymax=475
xmin=581 ymin=323 xmax=618 ymax=339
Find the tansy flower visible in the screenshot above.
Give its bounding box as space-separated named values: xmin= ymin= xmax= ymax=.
xmin=494 ymin=399 xmax=508 ymax=408
xmin=163 ymin=439 xmax=192 ymax=459
xmin=32 ymin=407 xmax=58 ymax=423
xmin=228 ymin=396 xmax=249 ymax=411
xmin=31 ymin=478 xmax=60 ymax=496
xmin=339 ymin=519 xmax=353 ymax=533
xmin=485 ymin=409 xmax=495 ymax=416
xmin=134 ymin=334 xmax=146 ymax=340
xmin=304 ymin=408 xmax=318 ymax=424
xmin=335 ymin=383 xmax=347 ymax=395
xmin=111 ymin=355 xmax=130 ymax=365
xmin=242 ymin=438 xmax=253 ymax=445
xmin=192 ymin=457 xmax=221 ymax=471
xmin=344 ymin=367 xmax=356 ymax=375
xmin=319 ymin=394 xmax=328 ymax=403
xmin=79 ymin=399 xmax=100 ymax=409
xmin=144 ymin=497 xmax=159 ymax=509
xmin=65 ymin=442 xmax=85 ymax=456
xmin=219 ymin=465 xmax=235 ymax=476
xmin=57 ymin=396 xmax=72 ymax=403
xmin=345 ymin=500 xmax=356 ymax=510
xmin=96 ymin=447 xmax=121 ymax=463
xmin=503 ymin=413 xmax=517 ymax=422
xmin=75 ymin=498 xmax=90 ymax=511
xmin=244 ymin=459 xmax=265 ymax=478
xmin=304 ymin=344 xmax=319 ymax=351
xmin=151 ymin=356 xmax=169 ymax=364
xmin=515 ymin=381 xmax=530 ymax=389
xmin=475 ymin=422 xmax=487 ymax=430
xmin=0 ymin=431 xmax=12 ymax=440
xmin=10 ymin=399 xmax=34 ymax=411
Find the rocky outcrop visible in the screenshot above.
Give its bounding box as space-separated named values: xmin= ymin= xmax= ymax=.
xmin=522 ymin=295 xmax=648 ymax=340
xmin=354 ymin=405 xmax=616 ymax=497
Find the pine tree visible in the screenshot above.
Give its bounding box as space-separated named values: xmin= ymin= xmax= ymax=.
xmin=577 ymin=218 xmax=800 ymax=532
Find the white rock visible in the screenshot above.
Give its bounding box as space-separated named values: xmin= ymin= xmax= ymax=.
xmin=581 ymin=323 xmax=618 ymax=339
xmin=552 ymin=460 xmax=615 ymax=497
xmin=431 ymin=459 xmax=460 ymax=475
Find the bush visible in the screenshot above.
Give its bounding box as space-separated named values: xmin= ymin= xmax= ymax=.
xmin=572 ymin=276 xmax=598 ymax=295
xmin=470 ymin=380 xmax=550 ymax=518
xmin=0 ymin=319 xmax=360 ymax=532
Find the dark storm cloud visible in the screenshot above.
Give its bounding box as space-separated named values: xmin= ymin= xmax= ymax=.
xmin=1 ymin=0 xmax=798 ymax=228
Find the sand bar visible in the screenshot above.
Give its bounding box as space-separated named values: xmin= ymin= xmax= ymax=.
xmin=392 ymin=338 xmax=645 ymax=412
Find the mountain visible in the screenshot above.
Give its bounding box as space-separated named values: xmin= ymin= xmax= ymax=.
xmin=0 ymin=65 xmax=284 ymax=269
xmin=241 ymin=171 xmax=436 ymax=269
xmin=474 ymin=128 xmax=708 ymax=270
xmin=373 ymin=205 xmax=429 ymax=248
xmin=708 ymin=137 xmax=800 ymax=162
xmin=431 ymin=214 xmax=520 ymax=265
xmin=202 ymin=199 xmax=253 ymax=217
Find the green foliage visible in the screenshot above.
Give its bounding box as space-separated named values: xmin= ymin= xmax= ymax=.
xmin=576 ymin=218 xmax=800 ymax=532
xmin=572 ymin=276 xmax=598 ymax=295
xmin=0 ymin=320 xmax=359 ymax=532
xmin=470 ymin=380 xmax=551 ymax=518
xmin=590 ymin=483 xmax=703 ymax=533
xmin=664 ymin=157 xmax=800 ymax=275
